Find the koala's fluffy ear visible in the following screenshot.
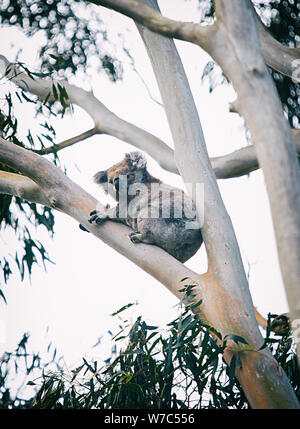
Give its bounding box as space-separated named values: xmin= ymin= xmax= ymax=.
xmin=125 ymin=152 xmax=147 ymax=170
xmin=93 ymin=170 xmax=108 ymax=184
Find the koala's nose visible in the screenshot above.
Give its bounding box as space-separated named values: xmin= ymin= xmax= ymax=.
xmin=114 ymin=177 xmax=120 ymax=191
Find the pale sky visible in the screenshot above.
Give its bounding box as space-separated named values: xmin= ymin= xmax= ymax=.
xmin=0 ymin=0 xmax=288 ymax=371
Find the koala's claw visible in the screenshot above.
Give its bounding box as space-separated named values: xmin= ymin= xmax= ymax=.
xmin=89 ymin=210 xmax=107 ymax=225
xmin=129 ymin=232 xmax=143 ymax=243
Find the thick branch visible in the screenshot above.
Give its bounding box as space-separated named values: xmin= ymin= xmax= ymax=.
xmin=90 ymin=0 xmax=299 ymax=80
xmin=212 ymin=135 xmax=299 ymax=179
xmin=88 ymin=0 xmax=215 ymax=52
xmin=0 ymin=171 xmax=50 ymax=206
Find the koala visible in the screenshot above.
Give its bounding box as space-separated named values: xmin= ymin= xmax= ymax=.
xmin=88 ymin=152 xmax=203 ymax=263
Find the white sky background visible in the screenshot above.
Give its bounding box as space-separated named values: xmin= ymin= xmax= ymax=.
xmin=0 ymin=0 xmax=289 ymax=370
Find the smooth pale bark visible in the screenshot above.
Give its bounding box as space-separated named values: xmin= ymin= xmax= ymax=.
xmin=133 ymin=0 xmax=299 ymax=409
xmin=0 ymin=137 xmax=298 ymax=409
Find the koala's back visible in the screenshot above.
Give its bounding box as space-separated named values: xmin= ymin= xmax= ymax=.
xmin=137 ymin=216 xmax=202 ymax=262
xmin=127 ymin=183 xmax=203 ymax=262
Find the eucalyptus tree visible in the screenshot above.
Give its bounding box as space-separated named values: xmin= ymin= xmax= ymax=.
xmin=0 ymin=0 xmax=299 ymax=408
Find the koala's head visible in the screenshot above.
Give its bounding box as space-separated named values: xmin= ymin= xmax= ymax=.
xmin=94 ymin=152 xmax=148 ymax=200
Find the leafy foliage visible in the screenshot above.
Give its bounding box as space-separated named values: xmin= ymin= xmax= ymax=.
xmin=0 ymin=0 xmax=123 ymax=82
xmin=1 ymin=303 xmax=299 ymax=410
xmin=0 ymin=305 xmax=244 ymax=409
xmin=0 ymin=333 xmax=63 ymax=409
xmin=260 ymin=313 xmax=300 ymax=399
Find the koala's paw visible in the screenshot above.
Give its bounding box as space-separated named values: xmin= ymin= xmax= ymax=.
xmin=270 ymin=314 xmax=290 ymax=336
xmin=129 ymin=232 xmax=143 ymax=243
xmin=89 ymin=210 xmax=108 ymax=225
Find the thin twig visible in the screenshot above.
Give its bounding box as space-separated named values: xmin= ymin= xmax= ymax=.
xmin=33 ymin=127 xmax=100 ymax=155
